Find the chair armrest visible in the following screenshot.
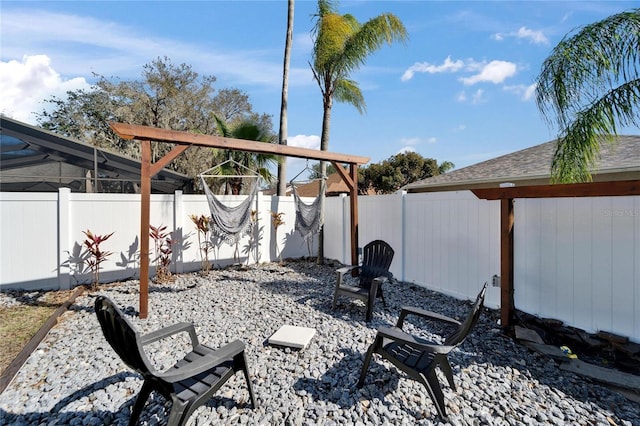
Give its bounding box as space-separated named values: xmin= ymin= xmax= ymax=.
xmin=397 ymin=306 xmax=461 ymax=329
xmin=158 ymin=339 xmax=246 ymax=382
xmin=336 ymin=265 xmax=360 ymax=286
xmin=377 ymin=326 xmax=455 ymax=355
xmin=139 ymin=322 xmax=199 ymax=347
xmin=336 ymin=265 xmax=359 ymax=276
xmin=369 ymin=276 xmax=387 ymax=295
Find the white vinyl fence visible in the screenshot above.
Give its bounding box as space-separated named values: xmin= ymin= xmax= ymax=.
xmin=0 ymin=189 xmax=316 ymax=291
xmin=324 ymin=191 xmax=640 ymax=343
xmin=1 ymin=189 xmax=638 ymax=342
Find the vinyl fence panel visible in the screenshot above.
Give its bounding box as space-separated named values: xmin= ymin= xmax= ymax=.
xmin=515 ymin=196 xmax=640 ymax=342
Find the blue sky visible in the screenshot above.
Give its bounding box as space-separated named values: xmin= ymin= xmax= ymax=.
xmin=1 ymin=0 xmax=638 ymax=179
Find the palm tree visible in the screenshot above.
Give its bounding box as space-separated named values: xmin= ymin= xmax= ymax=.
xmin=311 ymin=0 xmax=407 ymax=155
xmin=210 ymin=115 xmax=278 ymax=195
xmin=535 ymin=9 xmax=640 ymax=183
xmin=277 ymin=0 xmax=295 ymax=196
xmin=310 ymin=0 xmax=407 ymax=261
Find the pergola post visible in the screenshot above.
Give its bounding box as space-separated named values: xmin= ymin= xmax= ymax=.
xmin=500 ymin=198 xmax=515 ymax=328
xmin=349 ymin=164 xmax=359 ymax=265
xmin=139 ymin=140 xmax=151 ymax=318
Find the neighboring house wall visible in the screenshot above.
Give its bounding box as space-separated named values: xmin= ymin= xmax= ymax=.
xmin=1 ymin=189 xmax=638 ymax=342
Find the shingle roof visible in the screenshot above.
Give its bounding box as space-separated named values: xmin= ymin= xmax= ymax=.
xmin=404 ymin=135 xmax=640 ymax=193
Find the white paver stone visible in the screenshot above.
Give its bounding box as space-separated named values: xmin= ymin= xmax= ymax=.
xmin=268 ymin=325 xmax=316 ymax=349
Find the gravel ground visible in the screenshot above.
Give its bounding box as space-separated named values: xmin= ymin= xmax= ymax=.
xmin=0 ymin=260 xmax=638 ymax=425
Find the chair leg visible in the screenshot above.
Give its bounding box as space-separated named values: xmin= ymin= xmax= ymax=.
xmin=379 ymin=288 xmax=387 ymax=309
xmin=438 ymin=357 xmax=456 ymax=391
xmin=365 ymin=287 xmax=377 ymax=322
xmin=357 ymin=337 xmax=380 ymax=388
xmin=165 ymin=398 xmax=189 ymax=426
xmin=238 ymin=351 xmax=257 ymax=408
xmin=332 ymin=285 xmax=340 ymax=309
xmin=418 ymin=369 xmax=448 ymax=420
xmin=128 ymin=381 xmax=153 ymax=426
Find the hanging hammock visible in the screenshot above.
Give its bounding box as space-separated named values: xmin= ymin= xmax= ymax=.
xmin=199 ymin=160 xmax=260 ymax=244
xmin=291 ymin=179 xmax=325 ymax=241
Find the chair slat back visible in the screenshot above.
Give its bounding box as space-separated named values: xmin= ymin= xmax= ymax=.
xmin=359 ymin=240 xmax=394 ymax=289
xmin=444 ymin=283 xmax=487 ymax=347
xmin=95 ymin=296 xmax=151 ymax=376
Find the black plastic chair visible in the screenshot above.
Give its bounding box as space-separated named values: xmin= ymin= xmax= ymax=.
xmin=357 ymin=283 xmax=487 ymax=420
xmin=94 ymin=296 xmax=257 ymax=426
xmin=332 ymin=240 xmax=395 ymax=321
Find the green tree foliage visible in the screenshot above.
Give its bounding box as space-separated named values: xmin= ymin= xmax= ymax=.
xmin=308 ymin=162 xmax=338 ymax=179
xmin=535 ymin=9 xmax=640 ymax=183
xmin=359 ymin=151 xmax=453 ymax=194
xmin=207 ymin=115 xmax=278 ymax=195
xmin=37 ymin=57 xmax=273 ymax=179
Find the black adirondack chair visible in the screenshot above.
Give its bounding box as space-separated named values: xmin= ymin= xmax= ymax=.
xmin=332 ymin=240 xmax=395 ymax=322
xmin=94 ymin=296 xmax=257 ymax=426
xmin=357 ymin=283 xmax=487 ymax=420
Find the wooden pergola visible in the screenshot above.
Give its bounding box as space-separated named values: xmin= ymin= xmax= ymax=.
xmin=110 ymin=122 xmax=369 ymax=318
xmin=472 ymin=179 xmax=640 ymax=329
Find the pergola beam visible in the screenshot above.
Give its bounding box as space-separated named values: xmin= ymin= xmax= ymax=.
xmin=111 ymin=122 xmax=369 ymax=164
xmin=110 ymin=122 xmax=369 ymax=318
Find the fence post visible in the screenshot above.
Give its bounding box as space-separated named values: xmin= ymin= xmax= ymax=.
xmin=256 ymin=191 xmax=264 ymax=265
xmin=339 ymin=193 xmax=348 ymax=264
xmin=58 ymin=188 xmax=71 ymax=290
xmin=397 ymin=190 xmax=407 ymax=283
xmin=173 ymin=190 xmax=184 ymax=274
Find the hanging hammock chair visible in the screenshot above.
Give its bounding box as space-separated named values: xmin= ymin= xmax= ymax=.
xmin=291 ymin=180 xmax=325 ymax=241
xmin=199 ymin=160 xmax=260 ymax=245
xmin=289 ymin=164 xmax=326 ymax=242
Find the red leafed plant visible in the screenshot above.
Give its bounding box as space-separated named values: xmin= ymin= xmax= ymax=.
xmin=150 ymin=224 xmax=175 ymax=283
xmin=83 ymin=230 xmax=114 ymax=290
xmin=189 ymin=214 xmax=212 ymax=273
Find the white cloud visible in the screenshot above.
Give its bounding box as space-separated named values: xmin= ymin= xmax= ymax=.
xmin=493 ymin=26 xmax=549 ymax=45
xmin=0 ymin=55 xmax=90 ymax=124
xmin=503 ymin=83 xmax=537 ymax=101
xmin=1 ymin=9 xmax=310 ymax=88
xmin=460 ymin=60 xmax=517 ymax=85
xmin=457 ymin=89 xmax=485 ymax=104
xmin=504 ymin=83 xmax=537 ymax=101
xmin=397 ymin=146 xmax=416 ymax=154
xmin=426 ymin=137 xmax=437 ymax=144
xmin=399 ymin=137 xmax=421 ymax=146
xmin=285 ymin=134 xmax=321 ymax=180
xmin=401 ymin=56 xmax=464 ymax=81
xmin=471 ymin=89 xmax=485 ymax=104
xmin=516 ymin=27 xmax=549 ymax=44
xmin=288 ymin=134 xmax=320 ymax=150
xmin=453 ymin=124 xmax=466 ymax=132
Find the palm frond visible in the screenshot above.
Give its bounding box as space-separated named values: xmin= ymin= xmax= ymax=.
xmin=536 ymin=8 xmax=640 ymax=182
xmin=551 ymin=79 xmax=640 ymax=182
xmin=335 ymin=79 xmax=366 ymax=114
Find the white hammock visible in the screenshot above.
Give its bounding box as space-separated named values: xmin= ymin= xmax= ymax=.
xmin=291 ymin=179 xmax=325 ymax=241
xmin=199 ymin=174 xmax=258 ymax=244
